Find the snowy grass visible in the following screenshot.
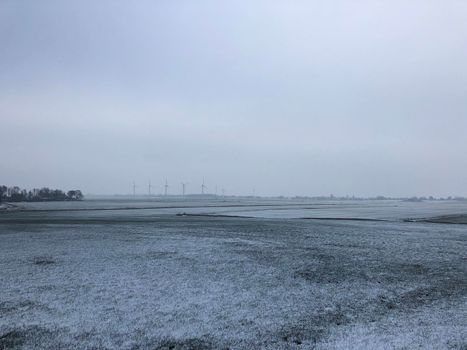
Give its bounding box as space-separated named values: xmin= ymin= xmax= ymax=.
xmin=0 ymin=203 xmax=466 ymax=349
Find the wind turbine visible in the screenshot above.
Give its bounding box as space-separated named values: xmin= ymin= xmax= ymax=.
xmin=164 ymin=179 xmax=169 ymax=196
xmin=181 ymin=182 xmax=187 ymax=196
xmin=132 ymin=181 xmax=136 ymax=196
xmin=148 ymin=180 xmax=152 ymax=196
xmin=201 ymin=178 xmax=207 ymax=195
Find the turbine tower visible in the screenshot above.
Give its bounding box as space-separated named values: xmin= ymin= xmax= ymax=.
xmin=148 ymin=180 xmax=152 ymax=196
xmin=181 ymin=182 xmax=187 ymax=196
xmin=201 ymin=178 xmax=207 ymax=195
xmin=132 ymin=181 xmax=136 ymax=196
xmin=164 ymin=179 xmax=169 ymax=196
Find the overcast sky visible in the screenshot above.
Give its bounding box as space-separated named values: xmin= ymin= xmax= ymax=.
xmin=1 ymin=0 xmax=467 ymax=197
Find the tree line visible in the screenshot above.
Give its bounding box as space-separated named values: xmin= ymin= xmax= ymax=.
xmin=0 ymin=186 xmax=83 ymax=203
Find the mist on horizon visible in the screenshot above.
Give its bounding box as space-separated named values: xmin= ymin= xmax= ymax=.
xmin=1 ymin=1 xmax=467 ymax=198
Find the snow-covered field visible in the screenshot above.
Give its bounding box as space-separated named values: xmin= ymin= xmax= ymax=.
xmin=0 ymin=199 xmax=466 ymax=349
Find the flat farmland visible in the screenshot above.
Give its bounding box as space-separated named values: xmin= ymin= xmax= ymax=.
xmin=1 ymin=199 xmax=466 ymax=349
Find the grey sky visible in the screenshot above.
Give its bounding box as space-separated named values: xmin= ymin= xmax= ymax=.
xmin=1 ymin=0 xmax=467 ymax=197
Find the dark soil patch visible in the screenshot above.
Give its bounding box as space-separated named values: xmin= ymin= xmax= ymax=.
xmin=154 ymin=338 xmax=214 ymax=350
xmin=33 ymin=256 xmax=56 ymax=265
xmin=145 ymin=251 xmax=176 ymax=259
xmin=394 ymin=278 xmax=467 ymax=309
xmin=0 ymin=326 xmax=53 ymax=350
xmin=375 ymin=277 xmax=467 ymax=313
xmin=0 ymin=330 xmax=25 ymax=349
xmin=0 ymin=300 xmax=35 ymax=313
xmin=279 ymin=309 xmax=349 ymax=346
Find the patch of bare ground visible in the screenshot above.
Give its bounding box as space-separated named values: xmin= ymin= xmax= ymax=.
xmin=279 ymin=309 xmax=350 ymax=346
xmin=32 ymin=256 xmax=56 ymax=266
xmin=0 ymin=326 xmax=55 ymax=350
